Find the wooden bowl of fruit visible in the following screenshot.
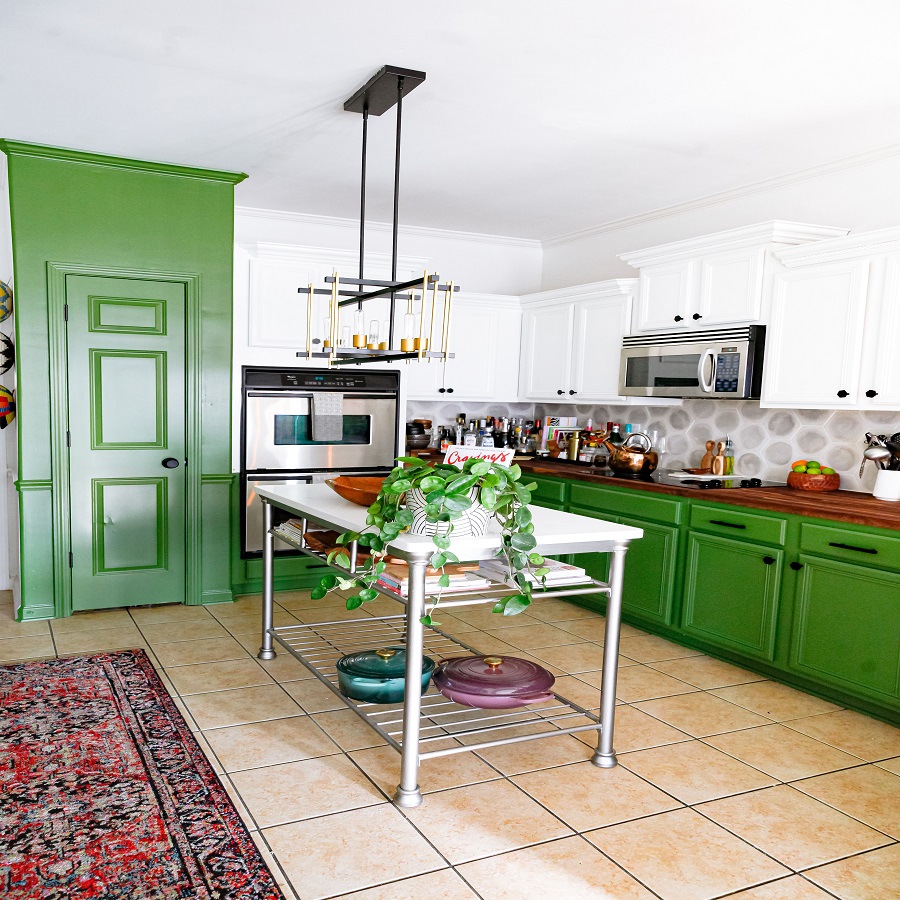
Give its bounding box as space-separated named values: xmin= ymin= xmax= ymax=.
xmin=787 ymin=460 xmax=840 ymax=492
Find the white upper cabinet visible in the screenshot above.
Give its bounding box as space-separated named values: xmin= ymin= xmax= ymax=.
xmin=620 ymin=222 xmax=848 ymax=334
xmin=519 ymin=301 xmax=574 ymax=400
xmin=763 ymin=227 xmax=900 ymax=409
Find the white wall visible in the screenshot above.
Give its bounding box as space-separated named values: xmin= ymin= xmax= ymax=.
xmin=0 ymin=155 xmax=16 ymax=598
xmin=542 ymin=150 xmax=900 ymax=288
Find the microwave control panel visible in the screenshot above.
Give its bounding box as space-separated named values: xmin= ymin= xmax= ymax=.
xmin=714 ymin=352 xmax=741 ymax=393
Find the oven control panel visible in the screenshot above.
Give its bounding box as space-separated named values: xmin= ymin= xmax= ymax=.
xmin=243 ymin=367 xmax=399 ymax=392
xmin=283 ymin=372 xmax=368 ymax=388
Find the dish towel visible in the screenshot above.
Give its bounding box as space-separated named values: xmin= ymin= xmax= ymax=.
xmin=311 ymin=391 xmax=343 ymax=442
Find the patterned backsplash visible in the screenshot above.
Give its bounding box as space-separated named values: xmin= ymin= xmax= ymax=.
xmin=407 ymin=398 xmax=900 ymax=493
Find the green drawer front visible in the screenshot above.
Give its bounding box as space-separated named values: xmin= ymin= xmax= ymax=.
xmin=689 ymin=503 xmax=786 ymax=546
xmin=528 ymin=476 xmax=568 ymax=508
xmin=568 ymin=483 xmax=684 ymax=525
xmin=799 ymin=522 xmax=900 ymax=573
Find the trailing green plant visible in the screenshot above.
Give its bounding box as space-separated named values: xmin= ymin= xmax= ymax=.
xmin=311 ymin=456 xmax=550 ymax=623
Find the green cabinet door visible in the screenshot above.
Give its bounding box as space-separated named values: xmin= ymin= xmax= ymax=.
xmin=789 ymin=555 xmax=900 ymax=707
xmin=682 ymin=532 xmax=783 ymax=660
xmin=66 ymin=275 xmax=186 ymax=610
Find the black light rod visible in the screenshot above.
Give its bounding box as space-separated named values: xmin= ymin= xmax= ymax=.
xmin=358 ymin=105 xmax=368 ymax=292
xmin=388 ymin=76 xmax=404 ymax=350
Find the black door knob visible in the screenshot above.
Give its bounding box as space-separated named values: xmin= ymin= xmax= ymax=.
xmin=447 ymin=388 xmax=454 ymax=393
xmin=438 ymin=388 xmax=446 ymax=393
xmin=865 ymin=389 xmax=878 ymax=398
xmin=692 ymin=313 xmax=703 ymax=320
xmin=836 ymin=390 xmax=849 ymax=398
xmin=568 ymin=389 xmax=577 ymax=395
xmin=162 ymin=458 xmax=180 ymax=469
xmin=789 ymin=561 xmax=804 ymax=571
xmin=674 ymin=315 xmax=684 ymax=322
xmin=762 ymin=555 xmax=776 ymax=565
xmin=557 ymin=389 xmax=564 ymax=395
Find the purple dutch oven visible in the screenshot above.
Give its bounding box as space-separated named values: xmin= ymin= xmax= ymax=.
xmin=432 ymin=654 xmax=556 ymax=709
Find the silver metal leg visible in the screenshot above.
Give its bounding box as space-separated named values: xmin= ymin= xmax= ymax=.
xmin=593 ymin=540 xmax=628 ymax=768
xmin=257 ymin=499 xmax=276 ymax=660
xmin=393 ymin=558 xmax=426 ymax=807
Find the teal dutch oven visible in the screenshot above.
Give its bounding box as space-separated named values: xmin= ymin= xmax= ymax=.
xmin=336 ymin=646 xmax=435 ymax=704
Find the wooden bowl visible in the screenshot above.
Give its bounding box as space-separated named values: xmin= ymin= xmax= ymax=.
xmin=325 ymin=476 xmax=385 ymax=507
xmin=787 ymin=472 xmax=841 ymax=492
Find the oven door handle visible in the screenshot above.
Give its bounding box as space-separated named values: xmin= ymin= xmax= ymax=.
xmin=698 ymin=350 xmax=716 ymax=393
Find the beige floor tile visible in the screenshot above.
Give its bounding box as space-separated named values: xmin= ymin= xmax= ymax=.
xmin=552 ymin=674 xmax=603 ymax=710
xmin=0 ymin=615 xmax=50 ymax=639
xmin=612 ymin=664 xmax=697 ymax=703
xmin=475 ymin=732 xmax=593 ymax=775
xmin=573 ymin=705 xmax=691 ymax=753
xmin=617 ymin=633 xmax=705 ymax=663
xmin=878 ymin=756 xmax=900 ymax=776
xmin=710 ymin=680 xmax=843 ymax=721
xmin=586 ymin=808 xmax=789 ymax=900
xmin=402 ymin=779 xmax=572 ymax=864
xmin=350 ymin=740 xmax=499 ymax=796
xmin=170 ymin=695 xmax=200 ymax=732
xmin=427 ymin=612 xmax=482 ymax=635
xmin=622 ymin=740 xmax=776 ymax=804
xmin=699 ymin=784 xmax=891 ymax=870
xmin=282 ymin=677 xmax=347 ymax=713
xmin=514 ymin=759 xmax=680 ymax=831
xmin=457 ymin=834 xmax=655 ymax=899
xmin=204 ymin=715 xmax=339 ymax=772
xmin=230 ymin=755 xmax=384 ymax=827
xmin=53 ymin=626 xmax=146 ymax=655
xmin=525 ymin=599 xmax=600 ymax=623
xmin=218 ymin=773 xmax=256 ymax=830
xmin=183 ymin=684 xmax=303 ymax=730
xmin=153 ymin=636 xmax=249 ymax=667
xmin=263 ymin=804 xmax=444 ymax=898
xmin=127 ymin=603 xmax=214 ymax=625
xmin=49 ymin=608 xmax=134 ymax=633
xmin=529 ymin=642 xmax=607 ymax=674
xmin=250 ymin=833 xmax=299 ymax=900
xmin=449 ymin=606 xmax=541 ymax=629
xmin=556 ymin=615 xmax=646 ymax=641
xmin=138 ymin=618 xmax=230 ymax=644
xmin=462 ymin=635 xmax=526 ymax=657
xmin=219 ymin=609 xmax=302 ymax=635
xmin=727 ymin=875 xmax=838 ymax=899
xmin=635 ymin=692 xmax=774 ymax=737
xmin=805 ymin=843 xmax=900 ymax=900
xmin=705 ymin=723 xmax=865 ymax=782
xmin=166 ymin=658 xmax=274 ymax=695
xmin=254 ymin=651 xmax=315 ymax=683
xmin=0 ymin=634 xmax=56 ymax=662
xmin=483 ymin=622 xmax=582 ymax=650
xmin=648 ymin=654 xmax=766 ymax=689
xmin=353 ymin=596 xmax=406 ymax=619
xmin=793 ymin=765 xmax=900 ymax=838
xmin=291 ymin=604 xmax=374 ymax=624
xmin=312 ymin=708 xmax=388 ymax=751
xmin=206 ymin=594 xmax=272 ymax=618
xmin=336 ymin=867 xmax=478 ymax=899
xmin=783 ymin=709 xmax=900 ymax=761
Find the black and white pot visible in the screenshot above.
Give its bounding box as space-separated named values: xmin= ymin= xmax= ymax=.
xmin=405 ymin=487 xmax=490 ymax=538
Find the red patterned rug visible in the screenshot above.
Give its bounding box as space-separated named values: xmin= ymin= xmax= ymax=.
xmin=0 ymin=649 xmax=284 ymax=899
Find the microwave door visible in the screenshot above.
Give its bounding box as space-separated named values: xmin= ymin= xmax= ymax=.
xmin=620 ymin=346 xmax=705 ymax=397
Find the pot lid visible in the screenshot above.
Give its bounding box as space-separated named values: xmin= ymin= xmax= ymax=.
xmin=337 ymin=646 xmax=435 ymax=679
xmin=433 ymin=655 xmax=555 ymax=697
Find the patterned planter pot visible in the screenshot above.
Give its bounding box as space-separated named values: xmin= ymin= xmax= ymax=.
xmin=405 ymin=487 xmax=491 ymax=538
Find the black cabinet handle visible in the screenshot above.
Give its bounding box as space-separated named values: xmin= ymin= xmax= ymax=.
xmin=865 ymin=389 xmax=878 ymax=398
xmin=162 ymin=458 xmax=180 ymax=469
xmin=836 ymin=390 xmax=849 ymax=398
xmin=762 ymin=555 xmax=776 ymax=565
xmin=438 ymin=388 xmax=446 ymax=394
xmin=674 ymin=315 xmax=684 ymax=322
xmin=557 ymin=389 xmax=564 ymax=395
xmin=709 ymin=519 xmax=746 ymax=529
xmin=692 ymin=313 xmax=703 ymax=320
xmin=828 ymin=541 xmax=877 ymax=555
xmin=447 ymin=388 xmax=454 ymax=393
xmin=568 ymin=389 xmax=577 ymax=395
xmin=789 ymin=561 xmax=804 ymax=571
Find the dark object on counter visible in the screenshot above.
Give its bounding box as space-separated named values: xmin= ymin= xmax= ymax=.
xmin=336 ymin=647 xmax=435 ymax=704
xmin=603 ymin=432 xmax=659 ymax=477
xmin=432 ymin=654 xmax=556 ymax=709
xmin=406 ymin=421 xmax=426 ymax=434
xmin=406 ymin=433 xmax=431 ymax=449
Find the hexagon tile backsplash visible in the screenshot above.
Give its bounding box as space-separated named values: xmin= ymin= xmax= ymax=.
xmin=408 ymin=399 xmax=900 ymax=493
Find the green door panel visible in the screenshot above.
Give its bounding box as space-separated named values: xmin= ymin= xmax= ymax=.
xmin=527 ymin=476 xmax=568 ymax=509
xmin=569 ymin=482 xmax=684 ymax=525
xmin=799 ymin=522 xmax=900 ymax=574
xmin=789 ymin=556 xmax=900 ymax=704
xmin=67 ymin=274 xmax=186 ymax=610
xmin=690 ymin=503 xmax=786 ymax=546
xmin=682 ymin=532 xmax=782 ymax=660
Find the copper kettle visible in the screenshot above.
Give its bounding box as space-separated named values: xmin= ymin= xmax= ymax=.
xmin=602 ymin=432 xmax=659 ymax=477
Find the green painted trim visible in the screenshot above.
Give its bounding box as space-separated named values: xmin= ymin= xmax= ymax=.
xmin=0 ymin=140 xmax=247 ymax=184
xmin=88 ymin=296 xmax=167 ymax=335
xmin=200 ymin=473 xmax=235 ymax=484
xmin=15 ymin=480 xmax=53 ymax=491
xmin=201 ymin=589 xmax=236 ymax=604
xmin=91 ymin=477 xmax=168 ymax=573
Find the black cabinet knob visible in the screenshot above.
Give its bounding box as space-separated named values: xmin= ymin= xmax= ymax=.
xmin=789 ymin=561 xmax=804 ymax=571
xmin=568 ymin=389 xmax=577 ymax=395
xmin=438 ymin=388 xmax=446 ymax=393
xmin=692 ymin=313 xmax=703 ymax=320
xmin=837 ymin=390 xmax=849 ymax=398
xmin=762 ymin=555 xmax=776 ymax=565
xmin=447 ymin=388 xmax=454 ymax=393
xmin=162 ymin=458 xmax=180 ymax=469
xmin=557 ymin=389 xmax=564 ymax=395
xmin=865 ymin=389 xmax=878 ymax=398
xmin=674 ymin=315 xmax=684 ymax=322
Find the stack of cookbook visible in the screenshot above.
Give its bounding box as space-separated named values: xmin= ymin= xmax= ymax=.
xmin=476 ymin=556 xmax=590 ymax=587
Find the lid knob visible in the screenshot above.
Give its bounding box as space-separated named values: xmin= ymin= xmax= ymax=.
xmin=375 ymin=649 xmax=397 ymax=659
xmin=483 ymin=656 xmax=503 ymax=668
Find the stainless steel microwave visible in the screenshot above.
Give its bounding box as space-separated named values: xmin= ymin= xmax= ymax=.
xmin=619 ymin=326 xmax=766 ymax=399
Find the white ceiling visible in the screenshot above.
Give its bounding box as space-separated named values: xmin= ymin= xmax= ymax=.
xmin=4 ymin=1 xmax=900 ymax=240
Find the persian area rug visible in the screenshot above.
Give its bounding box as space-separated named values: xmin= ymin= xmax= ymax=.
xmin=0 ymin=649 xmax=284 ymax=899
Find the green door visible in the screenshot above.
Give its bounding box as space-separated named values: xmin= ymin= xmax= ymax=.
xmin=682 ymin=532 xmax=782 ymax=661
xmin=66 ymin=275 xmax=186 ymax=610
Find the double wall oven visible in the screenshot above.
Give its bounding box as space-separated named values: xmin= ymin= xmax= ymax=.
xmin=240 ymin=367 xmax=401 ymax=557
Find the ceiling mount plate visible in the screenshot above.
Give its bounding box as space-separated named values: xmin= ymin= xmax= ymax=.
xmin=344 ymin=65 xmax=426 ymax=116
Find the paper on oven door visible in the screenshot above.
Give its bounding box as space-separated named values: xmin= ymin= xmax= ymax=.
xmin=311 ymin=392 xmax=343 ymax=442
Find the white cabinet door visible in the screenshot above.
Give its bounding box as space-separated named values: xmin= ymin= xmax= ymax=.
xmin=762 ymin=260 xmax=870 ymax=407
xmin=865 ymin=256 xmax=900 ymax=408
xmin=519 ymin=302 xmax=574 ymax=400
xmin=697 ymin=247 xmax=765 ymax=326
xmin=571 ymin=293 xmax=632 ymax=402
xmin=633 ymin=262 xmax=693 ymax=332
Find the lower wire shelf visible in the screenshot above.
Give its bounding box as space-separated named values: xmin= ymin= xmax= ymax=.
xmin=270 ymin=612 xmax=606 ymax=761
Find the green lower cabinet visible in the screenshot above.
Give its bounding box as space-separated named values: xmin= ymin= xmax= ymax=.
xmin=682 ymin=532 xmax=783 ymax=661
xmin=528 ymin=475 xmax=567 ymax=511
xmin=788 ymin=555 xmax=900 ymax=707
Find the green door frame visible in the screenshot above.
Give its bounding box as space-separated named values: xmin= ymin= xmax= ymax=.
xmin=47 ymin=262 xmax=202 ymax=616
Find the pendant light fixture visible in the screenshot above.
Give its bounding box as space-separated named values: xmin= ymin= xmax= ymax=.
xmin=296 ymin=65 xmax=458 ymax=367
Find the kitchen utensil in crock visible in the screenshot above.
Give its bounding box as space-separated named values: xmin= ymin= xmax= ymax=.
xmin=873 ymin=469 xmax=900 ymax=501
xmin=432 ymin=654 xmax=555 ymax=709
xmin=336 ymin=647 xmax=435 ymax=704
xmin=860 ymin=444 xmax=891 ymax=477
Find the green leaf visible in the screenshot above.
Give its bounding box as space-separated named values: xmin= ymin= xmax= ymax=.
xmin=319 ymin=573 xmax=338 ymax=590
xmin=310 ymin=584 xmax=328 ymax=600
xmin=523 ymin=482 xmax=537 ymax=491
xmin=397 ymin=456 xmax=427 ymax=466
xmin=442 ymin=550 xmax=459 ymax=564
xmin=479 ymin=485 xmax=497 ymax=509
xmin=515 ymin=507 xmax=533 ymax=527
xmin=425 ymin=489 xmax=447 ymax=504
xmin=419 ymin=475 xmax=446 ymax=492
xmin=337 ymin=577 xmax=357 ymax=591
xmin=534 ymin=567 xmax=550 ymax=578
xmin=334 ymin=552 xmax=351 ymax=568
xmin=345 ymin=596 xmax=364 ymax=610
xmin=394 ymin=509 xmax=414 ymax=527
xmin=528 ymin=552 xmax=544 ymax=565
xmin=508 ymin=463 xmax=522 ymax=481
xmin=420 ymin=614 xmax=433 ymax=626
xmin=502 ymin=594 xmax=531 ymax=616
xmin=374 ymin=561 xmax=387 ymax=574
xmin=430 ymin=551 xmax=447 ymax=569
xmin=359 ymin=587 xmax=379 ymax=602
xmin=432 ymin=534 xmax=451 ymax=550
xmin=470 ymin=460 xmax=491 ymax=476
xmin=513 ymin=551 xmax=529 ymax=570
xmin=367 ymin=535 xmax=385 ymax=552
xmin=446 ymin=474 xmax=479 ymax=494
xmin=443 ymin=495 xmax=473 ymax=513
xmin=510 ymin=532 xmax=537 ymax=552
xmin=386 ymin=479 xmax=411 ymax=494
xmin=438 ymin=573 xmax=450 ymax=587
xmin=513 ymin=484 xmax=533 ymax=503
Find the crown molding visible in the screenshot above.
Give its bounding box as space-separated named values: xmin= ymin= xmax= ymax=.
xmin=234 ymin=205 xmax=541 ymax=250
xmin=520 ymin=277 xmax=638 ymax=306
xmin=239 ymin=241 xmax=430 ymax=274
xmin=775 ymin=225 xmax=900 ymax=267
xmin=544 ymin=141 xmax=900 ymax=248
